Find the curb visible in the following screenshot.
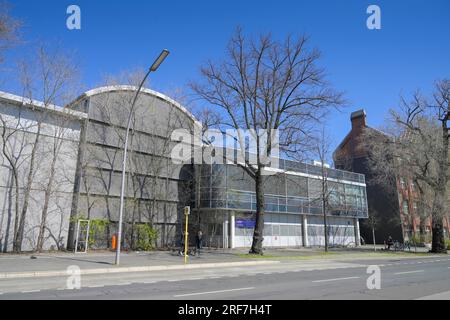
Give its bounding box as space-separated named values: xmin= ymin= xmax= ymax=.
xmin=0 ymin=260 xmax=280 ymax=279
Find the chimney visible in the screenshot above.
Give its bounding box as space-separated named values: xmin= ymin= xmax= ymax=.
xmin=351 ymin=109 xmax=367 ymax=131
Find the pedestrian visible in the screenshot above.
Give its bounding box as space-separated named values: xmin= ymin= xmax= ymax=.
xmin=196 ymin=229 xmax=203 ymax=255
xmin=179 ymin=231 xmax=186 ymax=256
xmin=386 ymin=235 xmax=394 ymax=251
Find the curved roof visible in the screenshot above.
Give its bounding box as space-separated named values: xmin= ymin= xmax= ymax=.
xmin=71 ymin=85 xmax=201 ymax=127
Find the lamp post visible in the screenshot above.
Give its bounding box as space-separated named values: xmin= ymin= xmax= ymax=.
xmin=115 ymin=49 xmax=170 ymax=265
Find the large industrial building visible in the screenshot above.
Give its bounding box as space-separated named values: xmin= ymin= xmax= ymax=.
xmin=0 ymin=86 xmax=368 ymax=252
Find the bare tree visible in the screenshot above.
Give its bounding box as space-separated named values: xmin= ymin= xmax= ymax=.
xmin=0 ymin=1 xmax=20 ymax=62
xmin=365 ymin=80 xmax=449 ymax=253
xmin=311 ymin=129 xmax=332 ymax=251
xmin=0 ymin=108 xmax=33 ymax=252
xmin=0 ymin=45 xmax=79 ymax=252
xmin=35 ymin=109 xmax=80 ymax=251
xmin=191 ymin=28 xmax=344 ymax=254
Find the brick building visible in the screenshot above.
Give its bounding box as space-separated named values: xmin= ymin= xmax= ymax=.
xmin=333 ymin=110 xmax=450 ymax=244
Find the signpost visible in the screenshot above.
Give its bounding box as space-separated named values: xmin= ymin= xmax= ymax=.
xmin=184 ymin=206 xmax=190 ymax=264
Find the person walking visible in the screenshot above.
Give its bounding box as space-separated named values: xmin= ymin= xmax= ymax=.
xmin=196 ymin=230 xmax=203 ymax=255
xmin=178 ymin=231 xmax=185 ymax=256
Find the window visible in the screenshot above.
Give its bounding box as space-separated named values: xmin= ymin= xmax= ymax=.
xmin=403 ymin=200 xmax=409 ymax=215
xmin=400 ymin=178 xmax=406 ymax=189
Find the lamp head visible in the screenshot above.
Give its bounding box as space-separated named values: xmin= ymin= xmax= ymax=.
xmin=150 ymin=49 xmax=170 ymax=72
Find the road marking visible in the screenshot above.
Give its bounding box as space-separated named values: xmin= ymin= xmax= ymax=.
xmin=174 ymin=287 xmax=255 ymax=298
xmin=168 ymin=279 xmax=180 ymax=282
xmin=142 ymin=281 xmax=156 ymax=284
xmin=87 ymin=285 xmax=104 ymax=288
xmin=21 ymin=290 xmax=41 ymax=293
xmin=57 ymin=288 xmax=66 ymax=291
xmin=312 ymin=277 xmax=360 ymax=283
xmin=394 ymin=270 xmax=424 ymax=275
xmin=208 ymin=277 xmax=221 ymax=279
xmin=115 ymin=282 xmax=132 ymax=286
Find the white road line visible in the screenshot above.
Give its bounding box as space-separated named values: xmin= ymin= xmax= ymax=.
xmin=115 ymin=282 xmax=132 ymax=286
xmin=142 ymin=281 xmax=156 ymax=284
xmin=208 ymin=277 xmax=221 ymax=279
xmin=312 ymin=277 xmax=360 ymax=283
xmin=21 ymin=290 xmax=41 ymax=293
xmin=394 ymin=270 xmax=424 ymax=275
xmin=168 ymin=279 xmax=180 ymax=282
xmin=87 ymin=285 xmax=104 ymax=288
xmin=174 ymin=287 xmax=255 ymax=298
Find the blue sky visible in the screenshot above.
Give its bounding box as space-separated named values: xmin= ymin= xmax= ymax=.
xmin=3 ymin=0 xmax=450 ymax=151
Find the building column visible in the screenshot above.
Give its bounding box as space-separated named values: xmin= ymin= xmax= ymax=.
xmin=223 ymin=220 xmax=229 ymax=249
xmin=229 ymin=212 xmax=236 ymax=249
xmin=354 ymin=218 xmax=361 ymax=246
xmin=302 ymin=215 xmax=309 ymax=247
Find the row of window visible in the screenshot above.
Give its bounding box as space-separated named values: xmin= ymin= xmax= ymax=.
xmin=399 ymin=177 xmax=416 ymax=192
xmin=402 ymin=199 xmax=419 ymax=215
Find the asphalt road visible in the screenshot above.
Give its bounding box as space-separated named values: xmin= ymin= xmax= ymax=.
xmin=1 ymin=256 xmax=450 ymax=300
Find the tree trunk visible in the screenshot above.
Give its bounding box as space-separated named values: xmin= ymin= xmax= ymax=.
xmin=250 ymin=170 xmax=265 ymax=255
xmin=3 ymin=172 xmax=14 ymax=252
xmin=372 ymin=225 xmax=376 ymax=251
xmin=322 ymin=171 xmax=328 ymax=252
xmin=36 ymin=153 xmax=58 ymax=252
xmin=11 ymin=171 xmax=20 ymax=252
xmin=322 ymin=200 xmax=328 ymax=252
xmin=15 ymin=123 xmax=42 ymax=252
xmin=431 ymin=190 xmax=447 ymax=253
xmin=431 ymin=112 xmax=449 ymax=254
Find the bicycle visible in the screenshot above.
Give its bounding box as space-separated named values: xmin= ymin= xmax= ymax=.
xmin=393 ymin=241 xmax=405 ymax=251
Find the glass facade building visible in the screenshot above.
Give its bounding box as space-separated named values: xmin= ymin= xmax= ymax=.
xmin=195 ymin=158 xmax=368 ymax=248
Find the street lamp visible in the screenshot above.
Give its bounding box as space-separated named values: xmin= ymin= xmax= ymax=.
xmin=115 ymin=49 xmax=170 ymax=265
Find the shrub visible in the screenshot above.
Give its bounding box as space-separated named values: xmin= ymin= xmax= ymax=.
xmin=134 ymin=224 xmax=158 ymax=251
xmin=70 ymin=215 xmax=111 ymax=249
xmin=88 ymin=219 xmax=110 ymax=248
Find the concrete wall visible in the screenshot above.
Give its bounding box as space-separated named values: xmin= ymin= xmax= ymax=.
xmin=0 ymin=95 xmax=83 ymax=252
xmin=70 ymin=88 xmax=197 ymax=248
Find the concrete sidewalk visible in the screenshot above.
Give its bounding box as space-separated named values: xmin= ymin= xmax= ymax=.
xmin=0 ymin=249 xmax=279 ymax=279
